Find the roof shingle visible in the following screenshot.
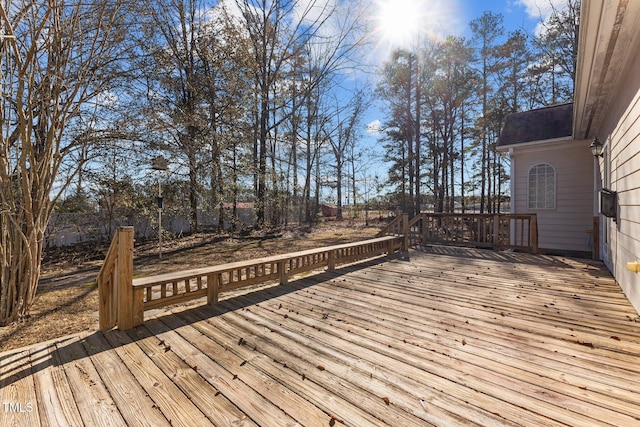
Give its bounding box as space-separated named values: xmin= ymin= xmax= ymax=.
xmin=497 ymin=103 xmax=573 ymax=147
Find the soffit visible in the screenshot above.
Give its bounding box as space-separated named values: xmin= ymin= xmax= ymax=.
xmin=574 ymin=0 xmax=640 ymax=139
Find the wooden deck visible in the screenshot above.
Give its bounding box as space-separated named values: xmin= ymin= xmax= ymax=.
xmin=2 ymin=247 xmax=640 ymax=426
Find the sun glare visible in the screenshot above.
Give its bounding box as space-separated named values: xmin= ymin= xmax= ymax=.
xmin=374 ymin=0 xmax=461 ymax=51
xmin=376 ymin=0 xmax=425 ymax=47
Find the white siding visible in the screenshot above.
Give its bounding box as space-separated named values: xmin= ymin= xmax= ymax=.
xmin=510 ymin=140 xmax=594 ymax=254
xmin=600 ymin=48 xmax=640 ymax=314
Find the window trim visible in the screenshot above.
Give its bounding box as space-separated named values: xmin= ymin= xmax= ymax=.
xmin=527 ymin=163 xmax=556 ymax=210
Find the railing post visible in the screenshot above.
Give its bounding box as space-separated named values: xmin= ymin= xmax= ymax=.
xmin=492 ymin=215 xmax=500 ymax=248
xmin=279 ymin=259 xmax=288 ymax=285
xmin=592 ymin=216 xmax=600 ymax=260
xmin=328 ymin=249 xmax=336 ymax=271
xmin=207 ymin=273 xmax=219 ymax=305
xmin=421 ymin=214 xmax=428 ymax=245
xmin=115 ymin=227 xmax=141 ymax=330
xmin=402 ymin=213 xmax=409 ymax=252
xmin=529 ymin=214 xmax=538 ymax=254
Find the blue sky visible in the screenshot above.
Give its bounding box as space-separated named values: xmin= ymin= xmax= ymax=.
xmin=459 ymin=0 xmax=561 ymax=36
xmin=357 ymin=0 xmax=569 ymax=198
xmin=365 ymin=0 xmax=558 ymax=134
xmin=370 ymin=0 xmax=565 ymax=62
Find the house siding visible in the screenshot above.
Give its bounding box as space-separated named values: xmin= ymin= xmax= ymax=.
xmin=510 ymin=140 xmax=594 ymax=254
xmin=599 ymin=48 xmax=640 ymax=313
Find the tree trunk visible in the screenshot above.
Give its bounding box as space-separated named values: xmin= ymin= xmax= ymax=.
xmin=406 ymin=54 xmax=415 ymax=216
xmin=414 ymin=63 xmax=421 ymax=216
xmin=256 ymin=96 xmax=268 ymax=227
xmin=210 ymin=130 xmax=224 ymax=231
xmin=188 ymin=150 xmax=199 ymax=233
xmin=1 ymin=199 xmax=48 ymax=325
xmin=460 ymin=104 xmax=466 ymax=213
xmin=336 ymin=161 xmax=343 ymax=220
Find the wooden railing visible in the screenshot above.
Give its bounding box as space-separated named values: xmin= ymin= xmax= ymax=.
xmin=379 ymin=212 xmax=538 ymax=253
xmin=377 ymin=213 xmax=411 ymax=251
xmin=97 ymin=232 xmax=404 ymax=330
xmin=378 ymin=213 xmax=404 ymax=236
xmin=97 ymin=227 xmax=135 ymax=330
xmin=411 ymin=213 xmax=538 ymax=253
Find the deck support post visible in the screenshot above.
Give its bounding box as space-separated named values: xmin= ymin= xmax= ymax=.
xmin=115 ymin=227 xmax=142 ymax=330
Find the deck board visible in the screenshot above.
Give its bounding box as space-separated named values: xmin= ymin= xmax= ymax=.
xmin=161 ymin=311 xmax=391 ymax=427
xmin=0 ymin=349 xmax=41 ymax=426
xmin=30 ymin=342 xmax=83 ymax=427
xmin=2 ymin=247 xmax=640 ymax=426
xmin=81 ymin=331 xmax=170 ymax=426
xmin=142 ymin=317 xmax=299 ymax=426
xmin=53 ymin=336 xmax=126 ymax=426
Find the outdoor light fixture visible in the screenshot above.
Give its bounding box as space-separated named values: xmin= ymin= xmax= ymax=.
xmin=590 ymin=136 xmax=604 ymax=157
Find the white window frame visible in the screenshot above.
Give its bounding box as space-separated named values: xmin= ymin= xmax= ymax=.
xmin=528 ymin=163 xmax=556 ymax=209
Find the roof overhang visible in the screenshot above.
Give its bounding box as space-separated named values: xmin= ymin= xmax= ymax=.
xmin=574 ymin=0 xmax=640 ymax=140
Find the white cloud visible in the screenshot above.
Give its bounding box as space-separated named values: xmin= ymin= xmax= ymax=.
xmin=294 ymin=0 xmax=337 ymax=27
xmin=366 ymin=119 xmax=382 ymax=135
xmin=516 ymin=0 xmax=572 ymax=36
xmin=516 ymin=0 xmax=568 ymax=20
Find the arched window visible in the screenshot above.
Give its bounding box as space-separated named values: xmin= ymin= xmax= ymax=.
xmin=528 ymin=163 xmax=555 ymax=209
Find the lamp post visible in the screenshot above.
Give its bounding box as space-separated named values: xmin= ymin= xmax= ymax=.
xmin=151 ymin=156 xmax=168 ymax=258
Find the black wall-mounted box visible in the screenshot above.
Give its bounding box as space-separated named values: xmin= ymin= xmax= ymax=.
xmin=600 ymin=189 xmax=617 ymax=220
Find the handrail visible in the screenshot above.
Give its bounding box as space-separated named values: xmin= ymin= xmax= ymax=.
xmin=96 ymin=229 xmax=120 ymax=286
xmin=97 ymin=227 xmax=134 ymax=330
xmin=377 ymin=215 xmax=402 ymax=236
xmin=407 ymin=213 xmax=423 ymax=228
xmin=99 ymin=234 xmax=404 ymax=330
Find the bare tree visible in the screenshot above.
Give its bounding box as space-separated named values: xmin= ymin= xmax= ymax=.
xmin=325 ymin=89 xmax=368 ymax=219
xmin=534 ymin=0 xmax=580 ymax=103
xmin=234 ymin=0 xmax=368 ymax=226
xmin=470 ymin=11 xmax=504 ymax=213
xmin=0 ymin=0 xmax=134 ymax=324
xmin=140 ymin=0 xmax=211 ymax=233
